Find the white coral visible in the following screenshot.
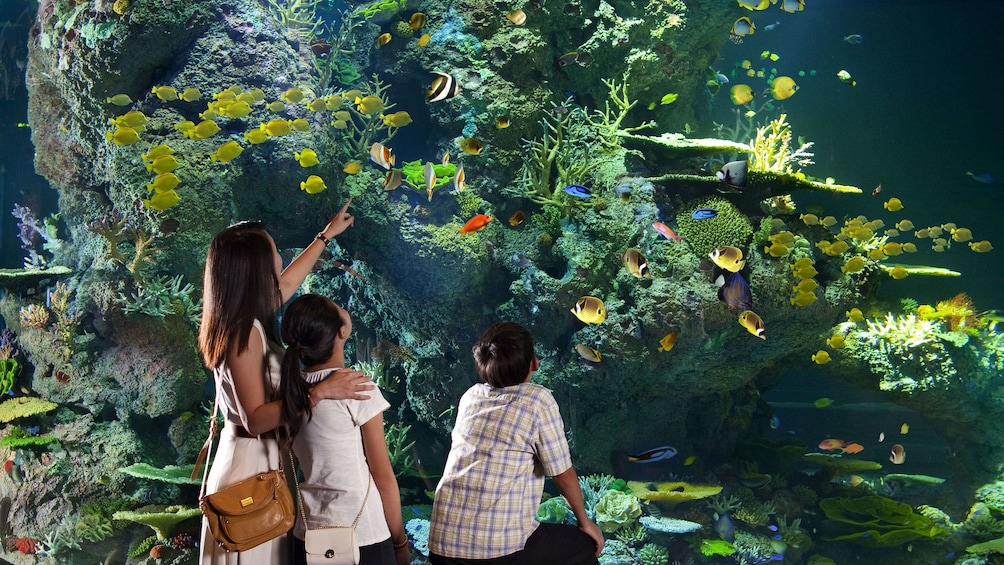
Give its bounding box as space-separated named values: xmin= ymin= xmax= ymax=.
xmin=856 ymin=314 xmax=939 ymax=350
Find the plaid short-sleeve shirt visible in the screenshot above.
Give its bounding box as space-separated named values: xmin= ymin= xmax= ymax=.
xmin=428 ymin=382 xmax=573 ymax=559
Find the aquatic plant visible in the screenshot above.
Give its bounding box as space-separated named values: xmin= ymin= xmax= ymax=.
xmin=12 ymin=203 xmax=60 ymax=269
xmin=586 ymin=72 xmax=656 ymax=150
xmin=115 ymin=274 xmax=201 ymax=325
xmin=748 ymin=114 xmax=814 ymax=174
xmin=385 ymin=422 xmax=415 ymax=477
xmin=537 ymin=496 xmax=572 ymax=524
xmin=514 ymin=100 xmax=600 ymax=215
xmin=819 ymin=495 xmax=949 ymax=548
xmin=267 ymin=0 xmax=324 ymax=39
xmin=637 ymin=543 xmax=668 ymax=565
xmin=1 ymin=425 xmax=56 ymax=447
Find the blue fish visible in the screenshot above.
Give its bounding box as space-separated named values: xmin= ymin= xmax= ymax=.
xmin=715 ymin=70 xmax=729 ymax=84
xmin=716 ymin=273 xmax=752 ymax=311
xmin=770 ymin=415 xmax=780 ymax=429
xmin=564 ymin=185 xmax=593 ymax=198
xmin=692 ymin=208 xmax=718 ymax=219
xmin=764 ymin=21 xmax=780 ymax=31
xmin=627 ymin=445 xmax=677 ymax=463
xmin=715 ymin=512 xmax=735 ymax=542
xmin=967 ymin=171 xmax=996 ymax=184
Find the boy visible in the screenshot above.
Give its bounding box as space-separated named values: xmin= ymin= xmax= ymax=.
xmin=429 ymin=322 xmax=604 ymax=564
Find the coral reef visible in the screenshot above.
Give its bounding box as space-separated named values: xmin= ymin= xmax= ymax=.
xmin=819 ymin=495 xmax=949 ymax=548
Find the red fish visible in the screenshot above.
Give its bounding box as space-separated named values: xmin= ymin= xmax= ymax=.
xmin=459 ymin=214 xmax=492 ymax=236
xmin=841 ymin=443 xmax=864 ymax=454
xmin=818 ymin=438 xmax=847 ymax=451
xmin=653 ymin=222 xmax=683 ymax=242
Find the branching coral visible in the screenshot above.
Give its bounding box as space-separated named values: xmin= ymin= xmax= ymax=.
xmin=86 ymin=207 xmax=161 ymax=286
xmin=586 ymin=72 xmax=655 ymax=150
xmin=856 ymin=314 xmax=940 ymax=351
xmin=386 ymin=422 xmax=416 ymax=477
xmin=12 ymin=203 xmax=61 ymax=269
xmin=334 ymin=74 xmax=405 ymax=161
xmin=267 ymin=0 xmax=324 ymax=39
xmin=748 ymin=114 xmax=814 ymax=174
xmin=310 ymin=14 xmax=363 ymax=92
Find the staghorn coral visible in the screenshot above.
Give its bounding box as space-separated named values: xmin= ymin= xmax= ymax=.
xmin=334 ymin=74 xmax=405 ymax=161
xmin=748 ymin=114 xmax=814 ymax=175
xmin=85 ymin=206 xmax=162 ymax=286
xmin=707 ymin=494 xmax=743 ymax=516
xmin=267 ymin=0 xmax=324 ymax=39
xmin=386 ymin=422 xmax=416 ymax=477
xmin=585 ymin=72 xmax=655 ymax=150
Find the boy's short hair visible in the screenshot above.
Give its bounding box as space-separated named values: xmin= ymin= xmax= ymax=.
xmin=473 ymin=322 xmax=535 ymax=388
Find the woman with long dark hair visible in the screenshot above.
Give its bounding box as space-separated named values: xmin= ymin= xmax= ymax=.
xmin=198 ymin=200 xmax=372 ymax=564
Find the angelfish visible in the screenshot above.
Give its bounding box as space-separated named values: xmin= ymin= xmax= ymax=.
xmin=716 ymin=160 xmax=747 ymax=189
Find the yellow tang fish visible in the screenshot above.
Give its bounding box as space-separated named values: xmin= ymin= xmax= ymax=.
xmin=281 ymin=87 xmax=305 ymax=104
xmin=106 ymin=94 xmax=132 ymax=106
xmin=826 ymin=334 xmax=845 ymax=349
xmin=883 ymin=197 xmax=904 ymax=212
xmin=210 ymin=140 xmax=244 ymax=163
xmin=889 ymin=266 xmax=909 ymax=279
xmin=764 ymin=242 xmax=789 ymax=258
xmin=791 ymin=257 xmax=814 ymax=270
xmin=146 ymin=154 xmax=179 ymax=174
xmin=152 ymin=85 xmax=178 ymax=101
xmin=143 ymin=189 xmax=180 ymax=211
xmin=267 ymin=101 xmax=286 ymax=112
xmin=185 ymin=120 xmax=221 ymax=139
xmin=417 ymin=33 xmax=431 ymax=47
xmin=842 ymin=256 xmax=867 ymax=273
xmin=105 ymin=127 xmax=140 ymax=146
xmin=951 ymin=227 xmax=973 ymax=242
xmin=382 ymin=111 xmax=413 ymax=127
xmin=970 ymin=240 xmax=993 ymax=252
xmin=571 ymin=296 xmax=606 ymax=324
xmin=147 ymin=172 xmax=181 ymax=193
xmin=738 ymin=310 xmax=765 ymax=340
xmin=343 ymin=161 xmax=362 ymax=174
xmin=658 ymin=332 xmax=679 ymax=352
xmin=223 ymin=101 xmax=253 ymax=119
xmin=142 ymin=143 xmax=174 ymax=162
xmin=289 ymin=118 xmax=311 ymax=132
xmin=846 ymin=308 xmax=864 ymax=322
xmin=307 ymin=99 xmax=327 ymax=112
xmin=356 ymin=95 xmax=385 ymax=115
xmin=295 ymin=148 xmax=320 ymax=167
xmin=244 ymin=128 xmax=269 ymax=144
xmin=792 ymin=278 xmax=818 ymax=293
xmin=300 ymin=175 xmax=327 ymax=194
xmin=790 ymin=292 xmax=817 ymax=307
xmin=261 ymin=119 xmax=292 ymax=137
xmin=506 ymin=9 xmax=526 ymax=25
xmin=812 ymin=350 xmax=831 ymax=364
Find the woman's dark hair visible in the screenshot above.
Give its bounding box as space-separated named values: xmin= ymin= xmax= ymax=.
xmin=472 ymin=322 xmax=535 ymax=388
xmin=279 ymin=294 xmax=346 ymax=442
xmin=198 ymin=221 xmax=282 ymax=369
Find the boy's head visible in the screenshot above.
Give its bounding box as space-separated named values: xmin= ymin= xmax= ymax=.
xmin=473 ymin=322 xmax=536 ymax=388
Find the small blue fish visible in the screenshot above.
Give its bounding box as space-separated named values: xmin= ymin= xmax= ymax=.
xmin=715 ymin=512 xmax=735 ymax=542
xmin=692 ymin=208 xmax=718 ymax=219
xmin=715 ymin=70 xmax=729 ymax=84
xmin=764 ymin=21 xmax=780 ymax=31
xmin=25 ymin=426 xmax=39 ymax=435
xmin=768 ymin=524 xmax=779 ymax=532
xmin=770 ymin=415 xmax=781 ymax=429
xmin=843 ymin=34 xmax=863 ymax=44
xmin=627 ymin=445 xmax=677 ymax=463
xmin=770 ymin=555 xmax=785 ymax=561
xmin=967 ymin=171 xmax=996 ymax=184
xmin=564 ymin=184 xmax=593 ymax=198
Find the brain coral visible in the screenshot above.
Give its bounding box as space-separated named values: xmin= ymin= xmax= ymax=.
xmin=676 ymin=196 xmax=754 ymax=258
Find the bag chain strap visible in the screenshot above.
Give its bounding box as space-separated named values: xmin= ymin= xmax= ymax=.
xmin=290 ymin=441 xmax=370 ymax=530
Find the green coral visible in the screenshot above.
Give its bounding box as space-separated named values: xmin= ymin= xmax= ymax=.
xmin=334 ymin=74 xmax=406 ymax=161
xmin=267 ymin=0 xmax=324 ymax=39
xmin=675 ymin=196 xmax=754 ymax=259
xmin=114 ymin=274 xmax=202 ymax=325
xmin=386 ymin=422 xmax=416 ymax=477
xmin=0 ymin=358 xmax=17 ymax=396
xmin=614 ymin=521 xmax=647 ymax=546
xmin=698 ymin=539 xmax=736 ymax=556
xmin=0 ymin=396 xmax=58 ymax=423
xmin=748 ymin=114 xmax=814 ymax=175
xmin=117 ymin=463 xmax=201 ymax=485
xmin=594 ymin=490 xmax=642 ymax=533
xmin=75 ymin=512 xmax=114 ymax=543
xmin=537 ymin=496 xmax=572 ymax=524
xmin=400 ymin=160 xmax=456 ymax=200
xmin=637 ymin=543 xmax=668 ymax=565
xmin=349 ymin=0 xmax=406 ymax=21
xmin=113 ymin=505 xmax=202 ymax=540
xmin=127 ymin=535 xmax=159 ymax=559
xmin=1 ymin=425 xmax=56 ymax=447
xmin=819 ymin=495 xmax=949 ymax=548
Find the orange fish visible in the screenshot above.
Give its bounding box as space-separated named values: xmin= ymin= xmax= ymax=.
xmin=459 ymin=214 xmax=492 ymax=235
xmin=818 ymin=439 xmax=846 ymax=451
xmin=653 ymin=221 xmax=684 ymax=242
xmin=890 ymin=444 xmax=906 ymax=464
xmin=841 ymin=443 xmax=864 ymax=454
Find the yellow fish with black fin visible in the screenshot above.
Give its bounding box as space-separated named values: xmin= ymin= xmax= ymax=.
xmin=571 ymin=296 xmax=606 ymax=324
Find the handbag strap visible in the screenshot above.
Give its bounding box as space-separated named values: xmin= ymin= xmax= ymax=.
xmin=291 ymin=448 xmax=370 ymax=529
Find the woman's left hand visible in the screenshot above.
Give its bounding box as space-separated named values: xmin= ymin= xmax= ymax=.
xmin=312 ymin=368 xmax=372 ymax=402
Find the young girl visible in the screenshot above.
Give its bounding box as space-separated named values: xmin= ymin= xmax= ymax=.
xmin=279 ymin=294 xmax=410 ymax=565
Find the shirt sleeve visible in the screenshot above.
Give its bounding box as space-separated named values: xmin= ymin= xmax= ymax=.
xmin=533 ymin=389 xmax=572 ymax=477
xmin=345 ymin=380 xmax=391 ymax=427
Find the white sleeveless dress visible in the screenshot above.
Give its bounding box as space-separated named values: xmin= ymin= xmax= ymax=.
xmin=200 ymin=319 xmax=288 ymax=564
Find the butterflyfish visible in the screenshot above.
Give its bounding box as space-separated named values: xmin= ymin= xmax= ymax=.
xmin=770 ymin=76 xmax=798 ymax=100
xmin=658 ymin=333 xmax=679 ymax=352
xmin=428 ymin=72 xmax=460 ymax=102
xmin=343 ymin=161 xmax=362 ymax=174
xmin=730 ymin=85 xmax=755 ymax=106
xmin=209 ymin=140 xmax=244 ymax=163
xmin=737 ymin=0 xmax=771 ymax=9
xmin=300 ymin=175 xmax=327 ymax=194
xmin=495 ymin=116 xmax=511 ymax=129
xmin=370 ymin=142 xmax=395 ymax=169
xmin=738 ymin=310 xmax=765 ymax=339
xmin=571 ymin=296 xmax=606 ymax=324
xmin=409 ymin=12 xmax=427 ymax=30
xmin=883 ymin=197 xmax=904 ymax=212
xmin=420 ymin=162 xmax=437 ymax=200
xmin=621 ymin=248 xmax=650 ymax=278
xmin=375 ymin=32 xmax=391 ymax=47
xmin=294 ymin=148 xmax=320 ymax=168
xmin=709 ymin=246 xmax=745 ymax=272
xmin=459 ymin=214 xmax=492 ymax=235
xmin=383 ymin=170 xmax=402 ymax=191
xmin=627 ymin=445 xmax=677 ymax=463
xmin=836 ymin=69 xmax=857 ymax=87
xmin=890 ymin=444 xmax=906 ymax=464
xmin=508 ymin=211 xmax=525 ymax=227
xmin=506 ymin=9 xmax=526 ymax=25
xmin=574 ymin=344 xmax=601 ymax=362
xmin=716 ymin=272 xmax=752 ymax=311
xmin=717 ymin=160 xmax=747 ymax=189
xmin=779 ymin=0 xmax=804 ymax=13
xmin=459 ymin=138 xmax=484 ymax=155
xmin=152 ymin=86 xmax=179 ymax=101
xmin=731 ymin=17 xmax=754 ymax=37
